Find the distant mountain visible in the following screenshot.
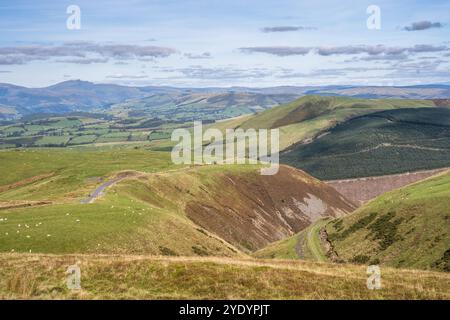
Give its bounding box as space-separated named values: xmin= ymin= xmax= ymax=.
xmin=305 ymin=85 xmax=450 ymax=99
xmin=0 ymin=80 xmax=301 ymax=119
xmin=109 ymin=91 xmax=299 ymax=121
xmin=0 ymin=80 xmax=149 ymax=117
xmin=1 ymin=80 xmax=450 ymax=120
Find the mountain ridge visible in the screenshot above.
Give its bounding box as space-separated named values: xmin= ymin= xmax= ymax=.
xmin=2 ymin=80 xmax=450 ymax=120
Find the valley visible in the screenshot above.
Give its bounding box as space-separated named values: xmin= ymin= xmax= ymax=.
xmin=0 ymin=82 xmax=449 ymax=300
xmin=257 ymin=170 xmax=450 ymax=273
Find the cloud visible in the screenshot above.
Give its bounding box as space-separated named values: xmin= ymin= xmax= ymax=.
xmin=240 ymin=44 xmax=449 ymax=56
xmin=240 ymin=46 xmax=311 ymax=56
xmin=160 ymin=65 xmax=384 ymax=81
xmin=354 ymin=54 xmax=409 ymax=62
xmin=162 ymin=65 xmax=274 ymax=80
xmin=278 ymin=66 xmax=387 ymax=78
xmin=184 ymin=52 xmax=212 ymax=59
xmin=56 ymin=58 xmax=109 ymax=64
xmin=261 ymin=26 xmax=316 ymax=33
xmin=0 ymin=56 xmax=29 ymax=65
xmin=0 ymin=42 xmax=177 ymax=65
xmin=387 ymin=58 xmax=450 ymax=79
xmin=404 ymin=21 xmax=443 ymax=31
xmin=106 ymin=73 xmax=148 ymax=79
xmin=0 ymin=70 xmax=11 ymax=73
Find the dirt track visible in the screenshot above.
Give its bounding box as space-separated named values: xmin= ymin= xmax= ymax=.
xmin=326 ymin=167 xmax=449 ymax=205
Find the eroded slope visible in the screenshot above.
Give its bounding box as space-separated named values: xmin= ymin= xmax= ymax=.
xmin=123 ymin=165 xmax=355 ymax=252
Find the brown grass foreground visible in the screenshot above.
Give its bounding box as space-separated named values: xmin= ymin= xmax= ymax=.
xmin=0 ymin=254 xmax=449 ymax=300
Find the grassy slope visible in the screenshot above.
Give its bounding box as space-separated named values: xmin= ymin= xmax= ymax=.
xmin=0 ymin=149 xmax=240 ymax=257
xmin=0 ymin=162 xmax=354 ymax=256
xmin=239 ymin=95 xmax=434 ymax=151
xmin=0 ymin=149 xmax=180 ymax=201
xmin=326 ymin=171 xmax=450 ymax=272
xmin=254 ymin=219 xmax=329 ymax=261
xmin=1 ymin=254 xmax=449 ymax=300
xmin=253 ymin=232 xmax=300 ymax=260
xmin=281 ymin=108 xmax=450 ymax=180
xmin=305 ymin=219 xmax=329 ymax=261
xmin=0 ymin=149 xmax=353 ymax=257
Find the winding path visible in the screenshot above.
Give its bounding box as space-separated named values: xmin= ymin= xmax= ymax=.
xmin=80 ymin=172 xmax=141 ymax=204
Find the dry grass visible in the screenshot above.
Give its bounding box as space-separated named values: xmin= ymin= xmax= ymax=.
xmin=0 ymin=253 xmax=448 ymax=300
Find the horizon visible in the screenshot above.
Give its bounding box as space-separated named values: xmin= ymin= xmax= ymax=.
xmin=2 ymin=78 xmax=450 ymax=90
xmin=0 ymin=0 xmax=449 ymax=87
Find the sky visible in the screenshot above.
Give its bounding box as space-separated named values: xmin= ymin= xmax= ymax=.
xmin=0 ymin=0 xmax=449 ymax=87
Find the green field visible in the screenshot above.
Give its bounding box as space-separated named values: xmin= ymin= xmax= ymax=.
xmin=0 ymin=149 xmax=244 ymax=256
xmin=68 ymin=134 xmax=98 ymax=145
xmin=0 ymin=149 xmax=178 ymax=201
xmin=34 ymin=135 xmax=71 ymax=147
xmin=0 ymin=115 xmax=159 ymax=149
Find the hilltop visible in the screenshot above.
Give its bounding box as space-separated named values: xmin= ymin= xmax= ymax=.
xmin=237 ymin=95 xmax=435 ymax=151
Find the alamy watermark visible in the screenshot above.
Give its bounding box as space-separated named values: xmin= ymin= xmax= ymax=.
xmin=171 ymin=121 xmax=279 ymax=175
xmin=66 ymin=264 xmax=81 ymax=290
xmin=366 ymin=265 xmax=382 ymax=290
xmin=367 ymin=5 xmax=381 ymax=30
xmin=66 ymin=5 xmax=81 ymax=30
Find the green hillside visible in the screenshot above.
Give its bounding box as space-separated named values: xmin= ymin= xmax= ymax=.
xmin=0 ymin=149 xmax=179 ymax=201
xmin=281 ymin=108 xmax=450 ymax=180
xmin=326 ymin=170 xmax=450 ymax=272
xmin=239 ymin=96 xmax=434 ymax=150
xmin=0 ymin=149 xmax=354 ymax=256
xmin=0 ymin=150 xmax=237 ymax=256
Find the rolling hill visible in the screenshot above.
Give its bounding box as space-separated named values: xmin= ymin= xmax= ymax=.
xmin=280 ymin=108 xmax=450 ymax=180
xmin=2 ymin=81 xmax=450 ymax=121
xmin=109 ymin=91 xmax=298 ymax=122
xmin=0 ymin=149 xmax=354 ymax=255
xmin=238 ymin=95 xmax=435 ymax=150
xmin=0 ymin=81 xmax=301 ymax=120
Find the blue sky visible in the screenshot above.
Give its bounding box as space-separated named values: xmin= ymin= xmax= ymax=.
xmin=0 ymin=0 xmax=449 ymax=87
